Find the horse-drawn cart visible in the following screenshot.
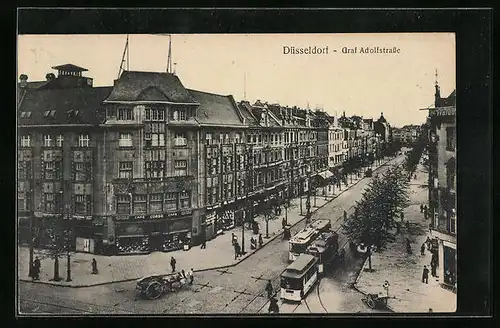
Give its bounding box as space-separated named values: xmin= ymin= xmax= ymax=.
xmin=136 ymin=274 xmax=188 ymax=300
xmin=361 ymin=293 xmax=395 ymax=310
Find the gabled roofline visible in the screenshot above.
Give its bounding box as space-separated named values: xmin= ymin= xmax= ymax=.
xmin=228 ymin=95 xmax=246 ymax=125
xmin=103 ymin=100 xmax=200 ymax=106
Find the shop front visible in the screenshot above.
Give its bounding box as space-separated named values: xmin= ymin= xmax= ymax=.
xmin=115 ymin=220 xmax=151 ymax=255
xmin=166 ymin=215 xmax=192 ymax=251
xmin=219 ymin=203 xmax=236 ymax=231
xmin=204 ymin=210 xmax=217 ymax=241
xmin=442 ymin=242 xmax=457 ymax=291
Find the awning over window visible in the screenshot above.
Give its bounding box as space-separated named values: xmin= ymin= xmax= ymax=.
xmin=317 ymin=170 xmax=334 ymax=180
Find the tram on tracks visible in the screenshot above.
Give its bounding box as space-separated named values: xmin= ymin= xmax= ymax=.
xmin=308 ymin=219 xmax=332 ymax=233
xmin=288 ymin=227 xmax=319 ymax=262
xmin=288 ymin=219 xmax=332 ymax=262
xmin=305 ymin=231 xmax=340 ymax=274
xmin=280 ymin=253 xmax=319 ymax=302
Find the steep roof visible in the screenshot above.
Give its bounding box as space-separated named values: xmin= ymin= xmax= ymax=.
xmin=18 ymin=87 xmax=112 ymax=125
xmin=238 ymin=101 xmax=259 ymax=126
xmin=105 ymin=71 xmax=198 ymax=104
xmin=441 ymin=90 xmax=456 ymax=107
xmin=18 ymin=81 xmax=51 ymax=90
xmin=187 ymin=89 xmax=244 ymax=126
xmin=52 ymin=64 xmax=88 ymax=72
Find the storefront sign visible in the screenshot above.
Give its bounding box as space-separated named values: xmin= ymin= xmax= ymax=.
xmin=430 ymin=106 xmax=456 ymax=117
xmin=166 ymin=211 xmax=178 ymax=218
xmin=150 ymin=214 xmax=163 ymax=219
xmin=179 ymin=209 xmax=192 ymax=216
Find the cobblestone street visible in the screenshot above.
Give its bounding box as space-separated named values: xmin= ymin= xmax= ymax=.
xmin=19 ymin=157 xmax=403 ymax=314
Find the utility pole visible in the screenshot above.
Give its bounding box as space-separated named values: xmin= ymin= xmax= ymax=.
xmin=306 ymin=166 xmax=311 ymax=224
xmin=242 ymin=143 xmax=253 ymax=254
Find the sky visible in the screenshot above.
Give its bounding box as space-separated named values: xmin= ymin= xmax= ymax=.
xmin=17 ymin=33 xmax=455 ymax=127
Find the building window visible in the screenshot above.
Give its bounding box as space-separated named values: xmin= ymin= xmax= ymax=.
xmin=174 ymin=160 xmax=188 ymax=176
xmin=56 ymin=135 xmax=64 ymax=147
xmin=21 ymin=135 xmax=31 ymax=147
xmin=164 ymin=192 xmax=177 ymax=212
xmin=78 ymin=135 xmax=90 ymax=147
xmin=235 ymin=133 xmax=241 ymax=144
xmin=44 ymin=193 xmax=55 ymax=213
xmin=119 ymin=133 xmax=133 ymax=147
xmin=174 ymin=132 xmax=187 ymax=147
xmin=145 ymin=108 xmax=165 ymax=121
xmin=205 ymin=133 xmax=213 ymax=145
xmin=145 ymin=161 xmax=164 ymax=179
xmin=44 ymin=135 xmax=53 ymax=147
xmin=172 ymin=108 xmax=187 ymax=121
xmin=150 ymin=133 xmax=165 ymax=147
xmin=133 ymin=194 xmax=147 ymax=214
xmin=116 ymin=195 xmax=131 ymax=214
xmin=118 ymin=108 xmax=134 ymax=120
xmin=75 ymin=195 xmax=90 ymax=214
xmin=179 ymin=191 xmax=190 ymax=209
xmin=446 ymin=126 xmax=456 ymax=151
xmin=119 ymin=162 xmax=133 ymax=179
xmin=74 ymin=162 xmax=90 ymax=181
xmin=149 ymin=194 xmax=163 ymax=213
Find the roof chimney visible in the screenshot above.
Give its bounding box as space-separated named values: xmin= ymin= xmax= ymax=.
xmin=46 ymin=73 xmax=56 ymax=81
xmin=19 ymin=74 xmax=28 ymax=88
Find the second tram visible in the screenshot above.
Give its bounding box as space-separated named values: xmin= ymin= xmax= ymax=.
xmin=280 ymin=253 xmax=319 ymax=302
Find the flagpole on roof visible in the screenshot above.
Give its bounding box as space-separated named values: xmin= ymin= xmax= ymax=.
xmin=166 ymin=34 xmax=173 ymax=73
xmin=118 ymin=34 xmax=129 ymax=79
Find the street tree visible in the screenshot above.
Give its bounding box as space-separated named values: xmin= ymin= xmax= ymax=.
xmin=46 ymin=220 xmax=72 ymax=281
xmin=342 ymin=166 xmax=410 ymax=271
xmin=261 ymin=198 xmax=280 ymax=238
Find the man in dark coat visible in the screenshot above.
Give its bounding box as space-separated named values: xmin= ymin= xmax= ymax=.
xmin=431 ymin=254 xmax=438 ymax=277
xmin=265 ymin=280 xmax=273 ymax=298
xmin=91 ymin=258 xmax=98 ymax=274
xmin=420 ymin=204 xmax=424 ymax=213
xmin=170 ymin=256 xmax=176 ymax=273
xmin=422 ymin=265 xmax=429 ymax=284
xmin=33 ymin=257 xmax=41 ymax=280
xmin=234 ymin=242 xmax=241 ymax=259
xmin=282 ymin=217 xmax=286 ymax=230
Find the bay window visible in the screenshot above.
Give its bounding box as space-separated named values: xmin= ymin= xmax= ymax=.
xmin=116 ymin=195 xmax=131 ymax=214
xmin=133 ymin=194 xmax=147 ymax=214
xmin=174 ymin=132 xmax=187 ymax=147
xmin=118 ymin=108 xmax=134 ymax=120
xmin=119 ymin=162 xmax=133 ymax=179
xmin=179 ymin=191 xmax=190 ymax=209
xmin=164 ymin=193 xmax=177 ymax=212
xmin=149 ymin=194 xmax=163 ymax=213
xmin=119 ymin=133 xmax=133 ymax=147
xmin=174 ymin=160 xmax=187 ymax=176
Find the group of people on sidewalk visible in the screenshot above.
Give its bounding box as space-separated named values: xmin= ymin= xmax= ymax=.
xmin=232 ymin=232 xmax=264 ymax=259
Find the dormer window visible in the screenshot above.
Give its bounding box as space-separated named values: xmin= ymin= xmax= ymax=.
xmin=145 ymin=108 xmax=165 ymax=121
xmin=44 ymin=135 xmax=53 ymax=147
xmin=78 ymin=134 xmax=90 ymax=147
xmin=21 ymin=135 xmax=31 ymax=147
xmin=56 ymin=135 xmax=64 ymax=147
xmin=44 ymin=110 xmax=56 ymax=118
xmin=172 ymin=108 xmax=187 ymax=121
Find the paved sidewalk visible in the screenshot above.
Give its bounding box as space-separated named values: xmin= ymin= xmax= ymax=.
xmin=354 ymin=164 xmax=456 ymax=313
xmin=18 ymin=159 xmax=392 ymax=288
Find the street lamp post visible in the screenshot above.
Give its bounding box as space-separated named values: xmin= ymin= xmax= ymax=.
xmin=242 ymin=144 xmax=253 ymax=255
xmin=306 ymin=166 xmax=312 ymax=224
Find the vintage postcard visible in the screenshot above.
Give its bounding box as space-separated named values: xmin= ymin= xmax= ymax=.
xmin=17 ymin=32 xmax=456 ymax=315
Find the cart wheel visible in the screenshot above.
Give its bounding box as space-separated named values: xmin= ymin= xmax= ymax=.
xmin=366 ymin=297 xmax=376 ymax=309
xmin=146 ymin=281 xmax=163 ymax=300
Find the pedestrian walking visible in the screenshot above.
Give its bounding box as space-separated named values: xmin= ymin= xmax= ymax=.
xmin=420 ymin=204 xmax=424 ymax=213
xmin=268 ymin=296 xmax=279 ymax=313
xmin=250 ymin=237 xmax=257 ymax=249
xmin=431 ymin=254 xmax=438 ymax=277
xmin=425 ymin=237 xmax=431 ymax=250
xmin=231 ymin=233 xmax=236 ymax=246
xmin=33 ymin=257 xmax=41 ymax=281
xmin=395 ymin=221 xmax=401 ymax=234
xmin=188 ymin=268 xmax=194 ymax=285
xmin=265 ymin=280 xmax=273 ymax=298
xmin=258 ymin=234 xmax=263 ymax=248
xmin=170 ymin=256 xmax=176 ymax=273
xmin=420 ymin=243 xmax=426 ymax=256
xmin=91 ymin=258 xmax=99 ymax=274
xmin=200 ymin=239 xmax=207 ymax=249
xmin=400 ymin=211 xmax=404 ymax=222
xmin=234 ymin=242 xmax=241 ymax=259
xmin=282 ymin=217 xmax=286 ymax=230
xmin=406 ymin=238 xmax=412 ymax=255
xmin=422 ymin=265 xmax=429 ymax=284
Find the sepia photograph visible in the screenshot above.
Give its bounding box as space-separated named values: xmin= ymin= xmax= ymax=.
xmin=17 ymin=32 xmax=457 ymax=315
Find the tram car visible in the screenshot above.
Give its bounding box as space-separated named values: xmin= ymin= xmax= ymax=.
xmin=308 ymin=219 xmax=332 ymax=233
xmin=305 ymin=231 xmax=340 ymax=274
xmin=288 ymin=227 xmax=320 ymax=262
xmin=280 ymin=253 xmax=319 ymax=302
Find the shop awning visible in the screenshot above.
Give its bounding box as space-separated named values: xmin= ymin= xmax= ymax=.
xmin=317 ymin=170 xmax=334 ymax=180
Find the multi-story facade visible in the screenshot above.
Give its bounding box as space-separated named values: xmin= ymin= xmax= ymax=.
xmin=18 ymin=63 xmax=390 ymax=256
xmin=428 ymin=83 xmax=456 ymax=292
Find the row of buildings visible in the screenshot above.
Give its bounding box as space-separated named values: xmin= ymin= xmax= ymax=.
xmin=426 ymin=81 xmax=456 ymax=292
xmin=17 ymin=64 xmax=392 ymax=255
xmin=392 ymin=124 xmax=422 ymax=145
